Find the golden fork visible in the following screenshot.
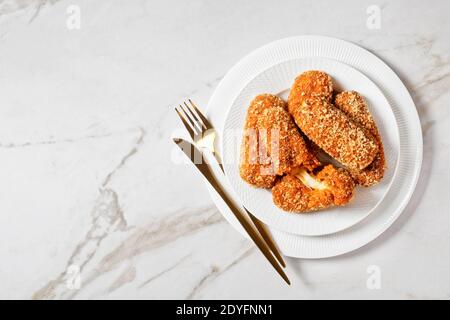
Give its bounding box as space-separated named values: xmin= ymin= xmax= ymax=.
xmin=175 ymin=100 xmax=286 ymax=268
xmin=173 ymin=138 xmax=290 ymax=284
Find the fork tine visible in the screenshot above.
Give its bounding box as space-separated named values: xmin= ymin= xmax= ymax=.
xmin=188 ymin=99 xmax=212 ymax=129
xmin=180 ymin=103 xmax=202 ymax=133
xmin=183 ymin=101 xmax=206 ymax=130
xmin=175 ymin=106 xmax=196 ymax=140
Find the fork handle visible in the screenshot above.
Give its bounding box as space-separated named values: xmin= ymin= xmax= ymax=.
xmin=174 ymin=139 xmax=290 ymax=285
xmin=211 ymin=151 xmax=224 ymax=172
xmin=211 ymin=150 xmax=286 ymax=268
xmin=247 ymin=210 xmax=286 ymax=268
xmin=203 ymin=171 xmax=290 ymax=285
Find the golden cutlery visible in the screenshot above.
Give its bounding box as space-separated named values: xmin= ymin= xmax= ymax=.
xmin=173 ymin=138 xmax=290 ymax=285
xmin=175 ymin=99 xmax=285 ymax=268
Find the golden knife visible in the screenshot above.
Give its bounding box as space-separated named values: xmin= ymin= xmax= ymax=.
xmin=174 ymin=138 xmax=290 ymax=285
xmin=174 ymin=99 xmax=285 ymax=268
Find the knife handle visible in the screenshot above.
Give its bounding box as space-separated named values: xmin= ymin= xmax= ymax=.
xmin=174 ymin=138 xmax=290 ymax=285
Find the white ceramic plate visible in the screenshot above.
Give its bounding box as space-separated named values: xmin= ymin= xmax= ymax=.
xmin=204 ymin=36 xmax=422 ymax=258
xmin=221 ymin=57 xmax=399 ymax=236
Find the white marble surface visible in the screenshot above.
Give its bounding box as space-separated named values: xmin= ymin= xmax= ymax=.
xmin=0 ymin=0 xmax=448 ymax=299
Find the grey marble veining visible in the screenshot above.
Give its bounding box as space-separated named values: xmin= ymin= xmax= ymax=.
xmin=0 ymin=0 xmax=449 ymax=299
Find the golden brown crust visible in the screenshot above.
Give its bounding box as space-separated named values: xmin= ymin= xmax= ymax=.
xmin=272 ymin=175 xmax=333 ymax=212
xmin=334 ymin=91 xmax=378 ymax=135
xmin=334 ymin=91 xmax=386 ymax=186
xmin=272 ymin=165 xmax=355 ymax=212
xmin=289 ymin=96 xmax=379 ymax=171
xmin=238 ymin=72 xmax=385 ymax=213
xmin=239 ymin=94 xmax=320 ymax=188
xmin=315 ymin=165 xmax=355 ymax=205
xmin=288 ymin=70 xmax=334 ymax=109
xmin=288 ymin=71 xmax=379 ymax=171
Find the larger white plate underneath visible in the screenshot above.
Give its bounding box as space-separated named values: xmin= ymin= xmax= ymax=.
xmin=205 ymin=36 xmax=422 ymax=258
xmin=222 ymin=57 xmax=399 ymax=236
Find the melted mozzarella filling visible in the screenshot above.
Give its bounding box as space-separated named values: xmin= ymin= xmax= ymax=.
xmin=296 ymin=168 xmax=327 ymax=190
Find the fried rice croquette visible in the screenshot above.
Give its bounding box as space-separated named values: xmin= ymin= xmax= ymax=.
xmin=288 ymin=70 xmax=334 ymax=105
xmin=334 ymin=91 xmax=386 ymax=186
xmin=239 ymin=94 xmax=320 ymax=188
xmin=288 ymin=71 xmax=379 ymax=171
xmin=272 ymin=165 xmax=355 ymax=212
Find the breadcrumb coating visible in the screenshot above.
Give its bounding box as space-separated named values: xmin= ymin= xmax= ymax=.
xmin=288 ymin=71 xmax=379 ymax=171
xmin=237 ymin=71 xmax=386 ymax=214
xmin=272 ymin=165 xmax=355 ymax=212
xmin=291 ymin=97 xmax=379 ymax=170
xmin=239 ymin=94 xmax=320 ymax=188
xmin=334 ymin=91 xmax=386 ymax=186
xmin=288 ymin=70 xmax=334 ymax=107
